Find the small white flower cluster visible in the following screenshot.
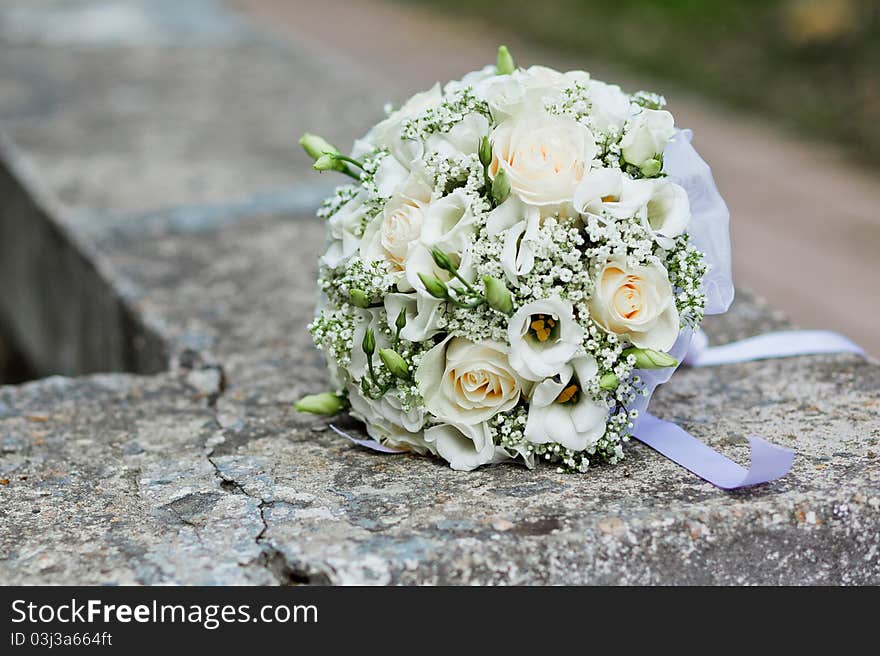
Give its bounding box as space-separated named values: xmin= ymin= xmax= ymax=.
xmin=302 ymin=53 xmax=719 ymax=474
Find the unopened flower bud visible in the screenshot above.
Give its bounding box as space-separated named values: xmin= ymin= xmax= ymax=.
xmin=299 ymin=133 xmax=340 ymax=161
xmin=419 ymin=273 xmax=448 ymax=298
xmin=599 ymin=372 xmax=619 ymax=390
xmin=418 ymin=273 xmax=449 ymax=299
xmin=479 ymin=136 xmax=493 ymax=168
xmin=395 ymin=308 xmax=408 ymax=332
xmin=313 ymin=153 xmax=344 ymax=172
xmin=430 ymin=247 xmax=455 ymax=272
xmin=378 ymin=348 xmax=410 ymax=379
xmin=622 ymin=347 xmax=678 ymax=369
xmin=362 ymin=327 xmax=376 ymax=356
xmin=483 ymin=276 xmax=513 ymax=315
xmin=349 ymin=289 xmax=371 ymax=308
xmin=491 ymin=169 xmax=510 ymax=205
xmin=294 ymin=392 xmax=345 ymax=415
xmin=639 ymin=157 xmax=663 ymax=177
xmin=496 ymin=45 xmax=515 ymax=75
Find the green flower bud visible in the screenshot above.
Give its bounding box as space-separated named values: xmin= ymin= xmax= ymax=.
xmin=639 ymin=157 xmax=663 ymax=177
xmin=479 ymin=136 xmax=493 ymax=168
xmin=378 ymin=348 xmax=410 ymax=379
xmin=491 ymin=169 xmax=511 ymax=205
xmin=294 ymin=392 xmax=345 ymax=415
xmin=299 ymin=133 xmax=340 ymax=161
xmin=496 ymin=45 xmax=515 ymax=75
xmin=622 ymin=347 xmax=678 ymax=369
xmin=430 ymin=247 xmax=455 ymax=272
xmin=599 ymin=372 xmax=620 ymax=391
xmin=418 ymin=273 xmax=449 ymax=299
xmin=482 ymin=276 xmax=513 ymax=315
xmin=349 ymin=289 xmax=371 ymax=308
xmin=313 ymin=153 xmax=345 ymax=172
xmin=395 ymin=308 xmax=408 ymax=332
xmin=362 ymin=327 xmax=376 ymax=356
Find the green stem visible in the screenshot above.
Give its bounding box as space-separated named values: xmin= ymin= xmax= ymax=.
xmin=449 ymin=296 xmax=485 ymax=310
xmin=339 ymin=166 xmax=361 ymax=181
xmin=331 ymin=154 xmax=366 ymax=171
xmin=450 ymin=270 xmax=479 ymax=296
xmin=366 ymin=353 xmax=377 ymax=385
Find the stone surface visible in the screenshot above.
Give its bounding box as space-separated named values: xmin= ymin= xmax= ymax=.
xmin=0 ymin=0 xmax=878 ymax=584
xmin=3 ymin=207 xmax=879 ymax=584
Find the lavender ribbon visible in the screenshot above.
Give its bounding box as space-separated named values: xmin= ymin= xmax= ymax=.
xmin=329 ymin=424 xmax=404 ymax=453
xmin=632 ymin=329 xmax=865 ymax=489
xmin=634 ymin=413 xmax=796 ymax=490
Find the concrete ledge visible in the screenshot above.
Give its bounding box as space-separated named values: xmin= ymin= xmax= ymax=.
xmin=0 ymin=136 xmax=167 ymax=378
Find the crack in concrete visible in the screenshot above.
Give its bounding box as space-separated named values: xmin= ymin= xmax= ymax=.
xmin=193 ymin=361 xmax=321 ymax=585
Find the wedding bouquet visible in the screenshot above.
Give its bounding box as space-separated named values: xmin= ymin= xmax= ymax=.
xmin=296 ymin=46 xmax=733 ymax=473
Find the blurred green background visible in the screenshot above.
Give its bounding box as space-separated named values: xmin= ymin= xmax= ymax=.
xmin=404 ymin=0 xmax=880 ymax=163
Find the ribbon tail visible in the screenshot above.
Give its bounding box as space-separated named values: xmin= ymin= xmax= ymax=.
xmin=633 ymin=413 xmax=794 ymax=490
xmin=329 ymin=424 xmax=404 ymax=454
xmin=686 ymin=329 xmax=865 ymax=367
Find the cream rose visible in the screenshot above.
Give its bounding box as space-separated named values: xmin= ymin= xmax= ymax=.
xmin=361 ymin=177 xmax=432 ymax=271
xmin=508 ymin=296 xmax=584 ymax=381
xmin=490 ymin=112 xmax=597 ymax=209
xmin=589 ymin=257 xmax=680 ymax=351
xmin=620 ymin=109 xmax=675 ymax=169
xmin=416 ymin=337 xmax=526 ymax=425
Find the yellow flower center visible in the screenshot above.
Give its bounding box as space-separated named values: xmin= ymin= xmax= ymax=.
xmin=529 ymin=314 xmax=557 ymax=342
xmin=555 ymin=383 xmax=580 ymax=405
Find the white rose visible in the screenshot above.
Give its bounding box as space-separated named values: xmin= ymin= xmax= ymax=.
xmin=426 ymin=112 xmax=489 ymax=160
xmin=416 ymin=336 xmax=526 ymax=425
xmin=515 ymin=66 xmax=590 ymax=108
xmin=366 ymin=83 xmax=442 ymax=167
xmin=321 ymin=190 xmax=369 ymax=268
xmin=590 ymin=257 xmax=680 ymax=351
xmin=645 ymin=179 xmax=690 ymax=248
xmin=481 ymin=75 xmax=527 ymax=122
xmin=419 ymin=189 xmax=480 ymax=254
xmin=508 ymin=296 xmax=584 ymax=381
xmin=372 ymin=154 xmax=410 ymax=198
xmin=490 ymin=112 xmax=597 ymax=209
xmin=620 ymin=109 xmax=675 ymax=169
xmin=443 ymin=65 xmax=495 ymax=96
xmin=383 ymin=292 xmax=443 ymax=342
xmin=347 ymin=384 xmax=432 ymax=454
xmin=585 ymin=80 xmax=632 ymax=135
xmin=523 ymin=356 xmax=608 ymax=451
xmin=424 ymin=422 xmax=511 ymax=471
xmin=573 ymin=168 xmax=653 ymax=221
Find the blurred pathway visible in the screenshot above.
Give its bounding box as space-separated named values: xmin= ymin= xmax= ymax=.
xmin=234 ymin=0 xmax=880 ymax=356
